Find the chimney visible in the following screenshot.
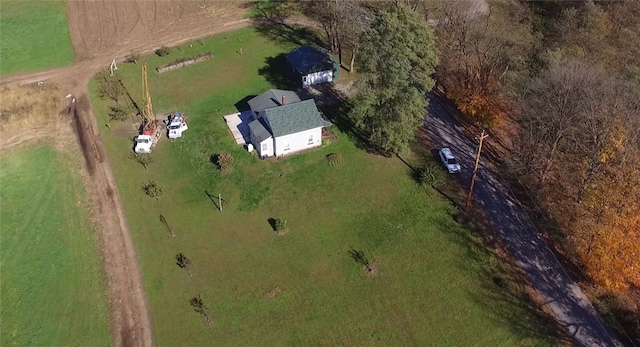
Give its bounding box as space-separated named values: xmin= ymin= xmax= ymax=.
xmin=282 ymin=95 xmax=286 ymax=105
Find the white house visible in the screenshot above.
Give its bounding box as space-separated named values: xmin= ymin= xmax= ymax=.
xmin=246 ymin=89 xmax=331 ymax=158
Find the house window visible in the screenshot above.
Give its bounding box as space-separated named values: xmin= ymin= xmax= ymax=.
xmin=283 ymin=140 xmax=290 ymax=151
xmin=261 ymin=142 xmax=268 ymax=153
xmin=308 ymin=134 xmax=314 ymax=145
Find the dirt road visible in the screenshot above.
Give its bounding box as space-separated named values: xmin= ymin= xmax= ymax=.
xmin=0 ymin=1 xmax=251 ymax=346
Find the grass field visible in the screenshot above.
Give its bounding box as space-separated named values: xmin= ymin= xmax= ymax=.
xmin=91 ymin=27 xmax=556 ymax=346
xmin=0 ymin=0 xmax=74 ymax=76
xmin=0 ymin=146 xmax=111 ymax=346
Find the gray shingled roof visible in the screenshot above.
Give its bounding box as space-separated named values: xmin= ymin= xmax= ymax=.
xmin=248 ymin=118 xmax=272 ymax=144
xmin=286 ymin=46 xmax=335 ymax=75
xmin=264 ymin=99 xmax=331 ymax=137
xmin=247 ymin=89 xmax=301 ymax=114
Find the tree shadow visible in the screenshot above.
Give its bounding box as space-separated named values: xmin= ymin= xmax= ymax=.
xmin=204 ymin=190 xmax=220 ymax=210
xmin=234 ymin=95 xmax=257 ymax=113
xmin=317 ymin=98 xmax=374 ymax=155
xmin=209 ymin=154 xmax=221 ymax=170
xmin=253 ymin=21 xmax=324 ymax=50
xmin=257 ymin=54 xmax=295 ymax=90
xmin=267 ymin=218 xmax=278 ymax=231
xmin=428 ymin=207 xmax=570 ymax=345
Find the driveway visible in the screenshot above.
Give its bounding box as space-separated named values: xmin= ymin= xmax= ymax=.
xmin=424 ymin=93 xmax=622 ymax=347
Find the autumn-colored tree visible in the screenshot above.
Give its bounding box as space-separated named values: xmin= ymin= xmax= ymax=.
xmin=433 ymin=0 xmax=535 ymax=127
xmin=516 ymin=59 xmax=640 ymax=291
xmin=569 ymin=156 xmax=640 ymax=291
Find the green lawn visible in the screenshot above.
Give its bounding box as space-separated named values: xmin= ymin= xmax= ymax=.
xmin=91 ymin=27 xmax=555 ymax=346
xmin=0 ymin=0 xmax=74 ymax=76
xmin=0 ymin=146 xmax=111 ymax=346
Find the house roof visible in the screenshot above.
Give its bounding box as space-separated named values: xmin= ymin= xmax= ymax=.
xmin=285 ymin=46 xmax=335 ymax=75
xmin=264 ymin=99 xmax=331 ymax=137
xmin=247 ymin=89 xmax=301 ymax=114
xmin=248 ymin=118 xmax=272 ymax=144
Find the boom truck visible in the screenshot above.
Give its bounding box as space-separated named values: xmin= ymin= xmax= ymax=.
xmin=134 ymin=61 xmax=160 ymax=153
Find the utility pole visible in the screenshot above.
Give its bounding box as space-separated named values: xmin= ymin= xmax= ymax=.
xmin=218 ymin=193 xmax=222 ymax=212
xmin=465 ymin=129 xmax=489 ymax=211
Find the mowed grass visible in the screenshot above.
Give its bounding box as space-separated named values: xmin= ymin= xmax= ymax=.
xmin=0 ymin=0 xmax=74 ymax=76
xmin=91 ymin=27 xmax=554 ymax=346
xmin=0 ymin=146 xmax=111 ymax=347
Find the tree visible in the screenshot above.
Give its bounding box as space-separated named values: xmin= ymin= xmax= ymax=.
xmin=342 ymin=0 xmax=370 ymax=73
xmin=97 ymin=71 xmax=125 ymax=103
xmin=142 ymin=180 xmax=164 ymax=202
xmin=349 ymin=6 xmax=437 ymax=155
xmin=129 ymin=153 xmax=153 ymax=171
xmin=189 ymin=295 xmax=212 ymax=325
xmin=302 ymin=1 xmax=343 ymax=55
xmin=433 ymin=0 xmax=535 ymax=126
xmin=214 ymin=152 xmax=234 ymax=173
xmin=301 ymin=0 xmax=369 ymax=70
xmin=175 ymin=252 xmax=193 ymax=277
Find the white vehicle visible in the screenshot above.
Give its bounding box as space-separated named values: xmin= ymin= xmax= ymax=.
xmin=439 ymin=147 xmax=461 ymax=174
xmin=134 ymin=134 xmax=154 ymax=153
xmin=165 ymin=113 xmax=188 ymax=139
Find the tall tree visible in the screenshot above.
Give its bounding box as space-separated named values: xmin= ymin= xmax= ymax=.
xmin=350 ymin=6 xmax=437 ymax=155
xmin=434 ymin=0 xmax=535 ymax=126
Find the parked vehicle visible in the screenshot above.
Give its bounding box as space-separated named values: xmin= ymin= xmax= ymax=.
xmin=164 ymin=113 xmax=189 ymax=139
xmin=439 ymin=147 xmax=461 ymax=173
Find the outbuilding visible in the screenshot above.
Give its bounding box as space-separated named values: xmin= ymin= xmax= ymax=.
xmin=285 ymin=46 xmax=338 ymax=88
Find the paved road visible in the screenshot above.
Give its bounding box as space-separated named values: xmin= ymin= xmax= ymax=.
xmin=425 ymin=93 xmax=622 ymax=347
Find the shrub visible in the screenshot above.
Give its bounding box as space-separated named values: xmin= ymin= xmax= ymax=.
xmin=155 ymin=45 xmax=171 ymax=57
xmin=124 ymin=51 xmax=140 ymax=64
xmin=416 ymin=163 xmax=446 ymax=187
xmin=326 ymin=153 xmax=342 ymax=166
xmin=216 ymin=152 xmax=234 ymax=173
xmin=273 ymin=218 xmax=287 ymax=233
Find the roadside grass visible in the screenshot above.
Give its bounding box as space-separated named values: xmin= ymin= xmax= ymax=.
xmin=0 ymin=146 xmax=111 ymax=347
xmin=91 ymin=27 xmax=557 ymax=346
xmin=0 ymin=0 xmax=74 ymax=76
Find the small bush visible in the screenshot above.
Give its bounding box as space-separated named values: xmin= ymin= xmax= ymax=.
xmin=155 ymin=45 xmax=171 ymax=57
xmin=272 ymin=218 xmax=287 ymax=233
xmin=216 ymin=152 xmax=234 ymax=173
xmin=416 ymin=163 xmax=446 ymax=187
xmin=124 ymin=51 xmax=140 ymax=64
xmin=326 ymin=153 xmax=342 ymax=166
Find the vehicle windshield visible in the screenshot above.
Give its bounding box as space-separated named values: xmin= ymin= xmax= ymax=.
xmin=447 ymin=158 xmax=458 ymax=165
xmin=169 ymin=125 xmax=180 ymax=130
xmin=137 ymin=138 xmax=149 ymax=144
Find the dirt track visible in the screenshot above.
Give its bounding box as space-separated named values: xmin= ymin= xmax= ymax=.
xmin=0 ymin=1 xmax=251 ymax=346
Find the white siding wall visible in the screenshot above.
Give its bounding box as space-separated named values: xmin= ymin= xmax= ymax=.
xmin=273 ymin=127 xmax=322 ymax=157
xmin=258 ymin=137 xmax=274 ymax=158
xmin=302 ymin=70 xmax=333 ymax=87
